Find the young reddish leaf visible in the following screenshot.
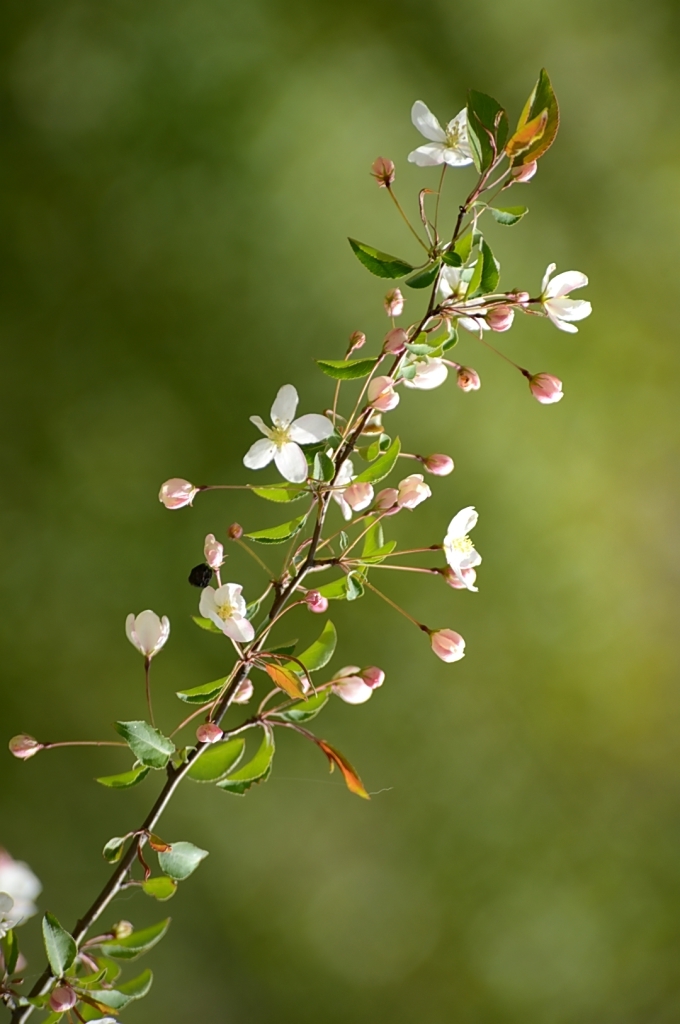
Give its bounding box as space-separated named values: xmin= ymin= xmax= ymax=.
xmin=265 ymin=663 xmax=308 ymax=701
xmin=505 ymin=109 xmax=548 ymax=159
xmin=512 ymin=68 xmax=559 ymax=163
xmin=317 ymin=740 xmax=370 ymax=800
xmin=147 ymin=834 xmax=172 ymax=853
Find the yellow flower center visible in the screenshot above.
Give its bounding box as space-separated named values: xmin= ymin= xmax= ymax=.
xmin=216 ymin=600 xmax=234 ymax=622
xmin=445 ymin=122 xmax=464 ymax=149
xmin=449 ymin=535 xmax=473 ymax=556
xmin=269 ymin=425 xmax=290 ymax=448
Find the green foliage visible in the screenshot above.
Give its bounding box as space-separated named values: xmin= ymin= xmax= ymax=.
xmin=288 ymin=620 xmax=337 ymax=673
xmin=315 ymin=576 xmax=351 ymax=601
xmin=405 ymin=261 xmax=441 ymax=289
xmin=176 ymin=678 xmax=227 ymax=705
xmin=187 ymin=737 xmax=245 ymax=782
xmin=352 ymin=437 xmax=400 ymax=484
xmin=96 ymin=765 xmax=151 ymax=789
xmin=466 ymin=90 xmax=508 ymax=172
xmin=490 ymin=205 xmax=528 ymax=226
xmin=312 ymin=452 xmax=335 ymax=482
xmin=42 ymin=913 xmax=77 ymax=978
xmin=251 ymin=484 xmax=307 ymax=503
xmin=360 ymin=519 xmax=397 ymax=564
xmin=347 ymin=238 xmax=414 ymax=279
xmin=441 ymin=249 xmax=463 ymax=267
xmin=114 ymin=722 xmax=175 ymax=770
xmin=158 ymin=842 xmax=209 ymax=881
xmin=245 ymin=514 xmax=307 ymax=544
xmin=468 ymin=239 xmax=499 ymax=297
xmin=102 ymin=836 xmax=127 ymax=864
xmin=191 ymin=615 xmax=222 ymax=634
xmin=274 ymin=689 xmax=331 ymax=724
xmin=142 ymin=877 xmax=178 ymax=901
xmin=316 ymin=358 xmax=378 ymax=380
xmin=1 ymin=929 xmax=19 ymax=975
xmin=218 ymin=726 xmax=275 ymax=795
xmin=95 ymin=920 xmax=171 ymax=961
xmin=117 ymin=968 xmax=154 ymax=1001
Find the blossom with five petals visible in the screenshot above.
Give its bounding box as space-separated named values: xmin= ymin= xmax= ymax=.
xmin=199 ymin=583 xmax=255 ymax=643
xmin=244 ymin=385 xmax=334 ymax=484
xmin=408 ymin=102 xmax=473 ymax=168
xmin=540 ymin=264 xmax=592 ymax=334
xmin=443 ymin=507 xmax=481 ymax=591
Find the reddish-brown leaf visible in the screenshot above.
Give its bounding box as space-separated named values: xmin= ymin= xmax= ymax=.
xmin=265 ymin=663 xmax=307 ymax=701
xmin=505 ymin=109 xmax=548 ymax=159
xmin=147 ymin=834 xmax=172 ymax=853
xmin=317 ymin=740 xmax=370 ymax=800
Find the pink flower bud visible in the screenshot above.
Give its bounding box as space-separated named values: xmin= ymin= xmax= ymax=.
xmin=456 ymin=366 xmax=481 ymax=392
xmin=9 ymin=734 xmax=43 ymax=760
xmin=196 ymin=722 xmax=224 ymax=744
xmin=371 ymin=156 xmax=396 ymax=188
xmin=383 ymin=328 xmax=408 ymax=355
xmin=374 ymin=487 xmax=399 ymax=511
xmin=430 ymin=628 xmax=466 ymax=663
xmin=331 ymin=666 xmax=374 ymax=705
xmin=233 ymin=678 xmax=254 ymax=704
xmin=368 ymin=376 xmax=399 ymax=412
xmin=423 ymin=453 xmax=454 ymax=477
xmin=347 ymin=331 xmax=366 ymax=356
xmin=443 ymin=566 xmax=477 ymax=590
xmin=397 ymin=474 xmax=432 ymax=510
xmin=344 ymin=481 xmax=375 ymax=512
xmin=203 ymin=533 xmax=224 ymax=570
xmin=486 ymin=306 xmax=515 ymax=332
xmin=512 ymin=290 xmax=531 ymax=306
xmin=112 ymin=920 xmax=134 ymax=939
xmin=384 ymin=289 xmax=405 ymax=318
xmin=306 ymin=591 xmax=329 ymax=614
xmin=228 ymin=522 xmax=244 ymax=540
xmin=529 ymin=372 xmax=563 ymax=405
xmin=49 ymin=986 xmax=76 ymax=1013
xmin=512 ymin=160 xmax=538 ymax=182
xmin=159 ymin=478 xmax=198 ymax=509
xmin=360 ymin=666 xmax=385 ymax=689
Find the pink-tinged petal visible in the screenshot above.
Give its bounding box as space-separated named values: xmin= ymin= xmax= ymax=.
xmin=270 ymin=384 xmax=298 ymax=427
xmin=411 ymin=101 xmax=446 ymax=142
xmin=430 ymin=629 xmax=466 ymax=663
xmin=545 ymin=270 xmax=589 ymax=299
xmin=244 ymin=438 xmax=276 ymax=470
xmin=458 ymin=316 xmax=488 ymax=335
xmin=408 ymin=143 xmax=447 ymax=166
xmin=274 ymin=442 xmax=308 ymax=483
xmin=541 ymin=263 xmax=557 ymax=294
xmin=443 ymin=148 xmax=474 ymax=167
xmin=249 ymin=415 xmax=271 ymax=436
xmin=289 ymin=413 xmax=335 ymax=444
xmin=546 ymin=297 xmax=592 ymax=322
xmin=332 ymin=677 xmax=374 ymax=704
xmin=222 ymin=615 xmax=255 ymax=643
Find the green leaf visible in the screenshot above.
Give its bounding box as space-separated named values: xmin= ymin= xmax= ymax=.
xmin=268 ymin=640 xmax=298 ymax=656
xmin=158 ymin=842 xmax=209 ymax=881
xmin=218 ymin=726 xmax=275 ymax=796
xmin=359 ymin=540 xmax=396 ymax=565
xmin=348 ymin=238 xmax=414 ymax=279
xmin=315 ymin=576 xmax=350 ymax=601
xmin=513 ymin=67 xmax=559 ymax=164
xmin=316 ymin=358 xmax=378 ymax=380
xmin=362 ymin=518 xmax=384 ymax=558
xmin=490 ymin=205 xmax=528 ymax=226
xmin=352 ymin=437 xmax=400 ymax=484
xmin=251 ymin=484 xmax=307 ymax=503
xmin=290 ymin=620 xmax=337 ymax=674
xmin=346 ymin=572 xmax=365 ymax=601
xmin=274 ymin=689 xmax=330 ymax=724
xmin=114 ymin=722 xmax=175 ymax=770
xmin=96 ymin=919 xmax=171 ymax=961
xmin=86 ymin=988 xmax=130 ymax=1011
xmin=191 ymin=615 xmax=222 ymax=634
xmin=312 ymin=452 xmax=335 ymax=482
xmin=102 ymin=836 xmax=127 ymax=864
xmin=245 ymin=514 xmax=307 ymax=545
xmin=78 ymin=1007 xmax=118 ymax=1023
xmin=442 ymin=325 xmax=459 ymax=351
xmin=466 ymin=90 xmax=508 ymax=172
xmin=142 ymin=877 xmax=177 ymax=901
xmin=2 ymin=929 xmax=18 ymax=975
xmin=42 ymin=913 xmax=77 ymax=978
xmin=441 ymin=249 xmax=463 ymax=267
xmin=96 ymin=764 xmax=151 ymax=789
xmin=454 ymin=232 xmax=474 ymax=263
xmin=404 ymin=261 xmax=440 ymax=290
xmin=468 ymin=239 xmax=499 ymax=298
xmin=118 ymin=968 xmax=154 ymax=1001
xmin=176 ymin=678 xmax=226 ymax=705
xmin=188 ymin=737 xmax=245 ymax=782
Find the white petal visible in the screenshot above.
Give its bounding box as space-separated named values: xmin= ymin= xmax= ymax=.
xmin=458 ymin=316 xmax=488 ymax=335
xmin=289 ymin=413 xmax=335 ymax=444
xmin=249 ymin=415 xmax=271 ymax=437
xmin=336 ymin=459 xmax=355 ymax=486
xmin=0 ymin=894 xmax=14 ymax=914
xmin=274 ymin=442 xmax=308 ymax=483
xmin=404 ymin=359 xmax=448 ymax=390
xmin=333 ymin=678 xmax=374 ymax=705
xmin=411 ymin=100 xmax=446 ymax=142
xmin=541 ymin=262 xmax=557 ymax=294
xmin=134 ymin=610 xmax=163 ymax=656
xmin=125 ymin=613 xmax=138 ymax=649
xmin=544 ymin=270 xmax=588 ymax=299
xmin=243 ymin=438 xmax=276 ymax=470
xmin=222 ymin=615 xmax=255 ymax=643
xmin=545 ymin=308 xmax=579 ymax=333
xmin=199 ymin=588 xmax=217 ymax=618
xmin=545 ymin=297 xmax=592 ymax=322
xmin=215 ymin=583 xmax=244 ymax=611
xmin=447 ymin=506 xmax=478 ymax=540
xmin=408 ymin=143 xmax=447 ymax=167
xmin=270 ymin=384 xmax=298 ymax=427
xmin=442 ymin=147 xmax=474 ymax=167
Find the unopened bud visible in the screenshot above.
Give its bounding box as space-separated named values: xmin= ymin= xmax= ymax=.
xmin=232 ymin=678 xmax=254 ymax=704
xmin=196 ymin=722 xmax=224 ymax=744
xmin=49 ymin=986 xmax=77 ymax=1013
xmin=442 ymin=565 xmax=477 ymax=590
xmin=306 ymin=591 xmax=329 ymax=614
xmin=204 ymin=533 xmax=224 ymax=569
xmin=511 ymin=160 xmax=537 ymax=182
xmin=360 ymin=666 xmax=385 ymax=689
xmin=382 ymin=328 xmax=408 ymax=355
xmin=344 ymin=482 xmax=374 ymax=512
xmin=423 ymin=453 xmax=454 ymax=477
xmin=159 ymin=478 xmax=198 ymax=510
xmin=367 ymin=376 xmax=399 ymax=412
xmin=528 ymin=372 xmax=563 ymax=405
xmin=9 ymin=734 xmax=43 ymax=760
xmin=397 ymin=474 xmax=431 ymax=510
xmin=384 ymin=289 xmax=404 ymax=318
xmin=511 ymin=290 xmax=531 ymax=306
xmin=228 ymin=523 xmax=243 ymax=540
xmin=456 ymin=366 xmax=481 ymax=392
xmin=430 ymin=628 xmax=466 ymax=663
xmin=347 ymin=331 xmax=366 ymax=356
xmin=374 ymin=487 xmax=399 ymax=512
xmin=113 ymin=920 xmax=134 ymax=939
xmin=371 ymin=156 xmax=396 ymax=188
xmin=188 ymin=563 xmax=213 ymax=588
xmin=486 ymin=306 xmax=515 ymax=332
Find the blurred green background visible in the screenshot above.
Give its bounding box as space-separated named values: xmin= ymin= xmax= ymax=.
xmin=2 ymin=0 xmax=680 ymax=1020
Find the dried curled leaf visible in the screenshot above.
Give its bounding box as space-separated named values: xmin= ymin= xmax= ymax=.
xmin=317 ymin=740 xmax=370 ymax=800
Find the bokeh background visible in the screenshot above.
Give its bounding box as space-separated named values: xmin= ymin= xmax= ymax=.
xmin=2 ymin=0 xmax=680 ymax=1020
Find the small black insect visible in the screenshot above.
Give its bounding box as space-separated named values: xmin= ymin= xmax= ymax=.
xmin=188 ymin=563 xmax=213 ymax=588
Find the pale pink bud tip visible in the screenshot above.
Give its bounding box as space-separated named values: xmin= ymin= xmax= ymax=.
xmin=512 ymin=160 xmax=538 ymax=182
xmin=228 ymin=522 xmax=244 ymax=540
xmin=384 ymin=288 xmax=405 ymax=318
xmin=49 ymin=987 xmax=77 ymax=1013
xmin=443 ymin=566 xmax=477 ymax=590
xmin=423 ymin=454 xmax=454 ymax=477
xmin=204 ymin=533 xmax=224 ymax=569
xmin=371 ymin=156 xmax=396 ymax=188
xmin=383 ymin=328 xmax=408 ymax=355
xmin=367 ymin=376 xmax=399 ymax=412
xmin=159 ymin=478 xmax=197 ymax=509
xmin=306 ymin=591 xmax=329 ymax=614
xmin=430 ymin=628 xmax=466 ymax=663
xmin=348 ymin=331 xmax=366 ymax=355
xmin=397 ymin=474 xmax=432 ymax=510
xmin=9 ymin=734 xmax=43 ymax=760
xmin=456 ymin=366 xmax=481 ymax=392
xmin=529 ymin=372 xmax=563 ymax=405
xmin=375 ymin=487 xmax=399 ymax=512
xmin=196 ymin=723 xmax=224 ymax=744
xmin=486 ymin=306 xmax=515 ymax=332
xmin=360 ymin=666 xmax=385 ymax=689
xmin=232 ymin=678 xmax=254 ymax=704
xmin=344 ymin=481 xmax=375 ymax=512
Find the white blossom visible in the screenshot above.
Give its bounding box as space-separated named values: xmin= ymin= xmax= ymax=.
xmin=408 ymin=102 xmax=474 ymax=168
xmin=199 ymin=583 xmax=255 ymax=643
xmin=443 ymin=507 xmax=481 ymax=591
xmin=244 ymin=385 xmax=334 ymax=484
xmin=0 ymin=851 xmax=41 ymax=936
xmin=403 ymin=357 xmax=449 ymax=390
xmin=540 ymin=264 xmax=592 ymax=334
xmin=330 ymin=457 xmax=356 ymax=521
xmin=125 ymin=611 xmax=170 ymax=659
